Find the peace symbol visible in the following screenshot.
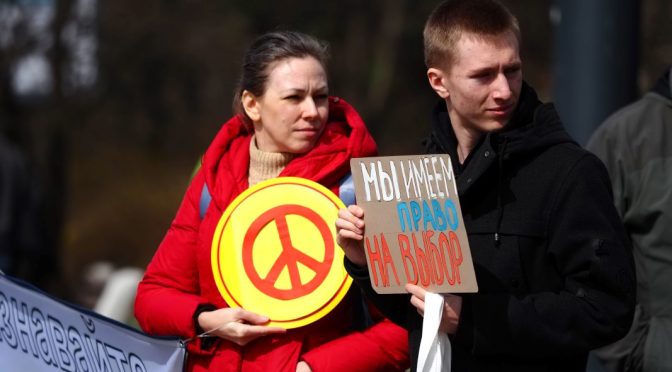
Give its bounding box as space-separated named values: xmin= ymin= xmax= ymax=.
xmin=211 ymin=176 xmax=352 ymax=328
xmin=242 ymin=204 xmax=334 ymax=300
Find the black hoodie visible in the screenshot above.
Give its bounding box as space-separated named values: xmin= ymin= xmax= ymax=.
xmin=347 ymin=83 xmax=635 ymax=371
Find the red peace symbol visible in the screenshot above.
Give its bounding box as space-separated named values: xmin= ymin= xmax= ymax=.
xmin=242 ymin=204 xmax=335 ymax=300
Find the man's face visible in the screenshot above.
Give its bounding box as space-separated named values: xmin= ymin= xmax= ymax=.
xmin=442 ymin=31 xmax=522 ymax=135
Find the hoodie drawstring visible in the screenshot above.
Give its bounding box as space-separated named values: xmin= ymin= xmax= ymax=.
xmin=494 ymin=137 xmax=508 ymax=246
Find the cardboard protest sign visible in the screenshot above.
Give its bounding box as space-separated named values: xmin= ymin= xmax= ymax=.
xmin=350 ymin=155 xmax=478 ymax=294
xmin=211 ymin=177 xmax=352 ymax=329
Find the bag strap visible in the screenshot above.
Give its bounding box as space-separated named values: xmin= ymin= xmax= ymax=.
xmin=199 ymin=183 xmax=212 ymax=220
xmin=199 ymin=173 xmax=356 ymax=220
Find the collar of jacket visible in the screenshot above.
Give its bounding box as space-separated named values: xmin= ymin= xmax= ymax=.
xmin=426 ymin=82 xmax=578 ymax=245
xmin=428 ymin=82 xmax=550 ymax=196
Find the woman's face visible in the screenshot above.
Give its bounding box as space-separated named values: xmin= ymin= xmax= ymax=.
xmin=243 ymin=56 xmax=329 ymax=154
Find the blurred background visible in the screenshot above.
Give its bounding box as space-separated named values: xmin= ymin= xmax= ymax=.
xmin=0 ymin=0 xmax=670 ymax=318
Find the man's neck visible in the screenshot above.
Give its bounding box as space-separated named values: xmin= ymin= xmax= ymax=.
xmin=452 ymin=122 xmax=484 ymax=165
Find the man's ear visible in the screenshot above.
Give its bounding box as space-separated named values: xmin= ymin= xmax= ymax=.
xmin=242 ymin=90 xmax=261 ymax=123
xmin=427 ymin=68 xmax=450 ymax=99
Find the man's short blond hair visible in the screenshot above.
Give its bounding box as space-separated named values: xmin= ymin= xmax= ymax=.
xmin=423 ymin=0 xmax=521 ymax=69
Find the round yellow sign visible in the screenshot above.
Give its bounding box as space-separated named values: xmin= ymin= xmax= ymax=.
xmin=211 ymin=177 xmax=352 ymax=329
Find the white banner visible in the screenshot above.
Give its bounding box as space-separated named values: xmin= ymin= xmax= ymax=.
xmin=0 ymin=273 xmax=185 ymax=372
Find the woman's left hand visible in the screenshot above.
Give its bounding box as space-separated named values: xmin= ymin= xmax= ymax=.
xmin=405 ymin=283 xmax=462 ymax=335
xmin=197 ymin=307 xmax=286 ymax=346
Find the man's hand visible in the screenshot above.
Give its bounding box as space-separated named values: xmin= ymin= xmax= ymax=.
xmin=335 ymin=205 xmax=368 ymax=267
xmin=405 ymin=283 xmax=462 ymax=335
xmin=197 ymin=307 xmax=286 ymax=346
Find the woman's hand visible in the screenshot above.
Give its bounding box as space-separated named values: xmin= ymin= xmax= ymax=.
xmin=296 ymin=361 xmax=313 ymax=372
xmin=405 ymin=283 xmax=462 ymax=335
xmin=335 ymin=205 xmax=368 ymax=267
xmin=197 ymin=307 xmax=286 ymax=346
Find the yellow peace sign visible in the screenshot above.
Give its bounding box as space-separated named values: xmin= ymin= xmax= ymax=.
xmin=211 ymin=177 xmax=352 ymax=329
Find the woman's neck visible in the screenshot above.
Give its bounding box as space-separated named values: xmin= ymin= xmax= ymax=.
xmin=248 ymin=136 xmax=296 ymax=186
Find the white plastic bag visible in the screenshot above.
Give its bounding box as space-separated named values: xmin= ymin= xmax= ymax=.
xmin=417 ymin=291 xmax=451 ymax=372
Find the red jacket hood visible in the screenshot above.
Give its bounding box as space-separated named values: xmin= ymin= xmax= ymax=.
xmin=201 ymin=96 xmax=377 ymax=210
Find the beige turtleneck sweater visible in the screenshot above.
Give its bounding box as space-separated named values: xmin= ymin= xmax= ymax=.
xmin=248 ymin=136 xmax=296 ymax=187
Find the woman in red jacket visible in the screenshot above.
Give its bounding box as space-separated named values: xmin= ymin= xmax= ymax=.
xmin=134 ymin=31 xmax=408 ymax=372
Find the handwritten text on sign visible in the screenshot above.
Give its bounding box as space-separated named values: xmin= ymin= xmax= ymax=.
xmin=350 ymin=155 xmax=478 ymax=294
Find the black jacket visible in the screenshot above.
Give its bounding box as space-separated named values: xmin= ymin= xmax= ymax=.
xmin=346 ymin=83 xmax=636 ymax=371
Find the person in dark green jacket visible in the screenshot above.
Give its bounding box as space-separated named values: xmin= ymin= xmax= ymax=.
xmin=586 ymin=66 xmax=672 ymax=372
xmin=335 ymin=0 xmax=636 ymax=371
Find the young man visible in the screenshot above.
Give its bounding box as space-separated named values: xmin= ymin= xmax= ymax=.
xmin=335 ymin=0 xmax=636 ymax=370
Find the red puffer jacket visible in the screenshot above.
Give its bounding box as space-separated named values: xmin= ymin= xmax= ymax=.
xmin=135 ymin=97 xmax=409 ymax=372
